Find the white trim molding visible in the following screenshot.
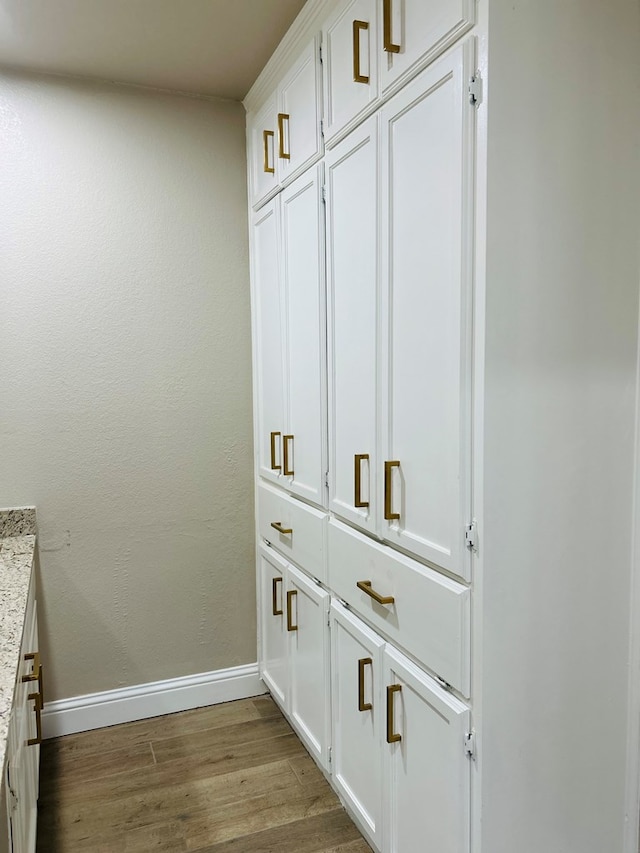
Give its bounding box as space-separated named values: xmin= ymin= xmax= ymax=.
xmin=42 ymin=663 xmax=266 ymax=740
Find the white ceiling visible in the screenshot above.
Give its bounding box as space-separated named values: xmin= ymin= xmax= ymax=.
xmin=0 ymin=0 xmax=308 ymax=101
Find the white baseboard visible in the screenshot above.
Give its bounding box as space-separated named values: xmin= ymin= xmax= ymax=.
xmin=42 ymin=663 xmax=266 ymax=739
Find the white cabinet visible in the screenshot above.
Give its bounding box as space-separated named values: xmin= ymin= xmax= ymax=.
xmin=326 ymin=45 xmax=474 ymax=580
xmin=248 ymin=38 xmax=322 ymax=209
xmin=258 ymin=545 xmax=331 ymax=770
xmin=252 ymin=166 xmax=327 ymax=508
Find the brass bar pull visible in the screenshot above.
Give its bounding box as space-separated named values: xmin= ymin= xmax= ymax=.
xmin=270 ymin=431 xmax=281 ymax=471
xmin=263 ymin=129 xmax=275 ymax=173
xmin=22 ymin=651 xmax=41 ymax=683
xmin=384 ymin=460 xmax=400 ymax=520
xmin=354 ymin=453 xmax=369 ymax=508
xmin=286 ymin=589 xmax=298 ymax=631
xmin=283 ymin=434 xmax=294 ymax=476
xmin=357 ymin=579 xmax=395 ymax=606
xmin=272 ymin=577 xmax=283 ymax=616
xmin=383 ymin=0 xmax=401 ymax=53
xmin=386 ymin=684 xmax=402 ymax=743
xmin=352 ymin=20 xmax=370 ymax=83
xmin=27 ymin=689 xmax=43 ymax=747
xmin=277 ymin=113 xmax=290 ymax=160
xmin=358 ymin=657 xmax=373 ymax=712
xmin=271 ymin=521 xmax=293 ymax=535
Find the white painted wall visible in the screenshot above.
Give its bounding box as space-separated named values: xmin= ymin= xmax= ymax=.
xmin=477 ymin=2 xmax=640 ymax=851
xmin=0 ymin=72 xmax=256 ymax=701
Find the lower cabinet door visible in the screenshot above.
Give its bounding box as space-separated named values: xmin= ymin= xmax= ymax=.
xmin=259 ymin=546 xmax=288 ymax=709
xmin=383 ymin=645 xmax=470 ymax=853
xmin=330 ymin=601 xmax=384 ymax=851
xmin=287 ymin=564 xmax=331 ymax=769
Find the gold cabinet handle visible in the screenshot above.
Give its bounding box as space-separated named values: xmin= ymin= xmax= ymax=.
xmin=383 ymin=0 xmax=401 ymax=53
xmin=271 ymin=521 xmax=293 ymax=535
xmin=354 ymin=453 xmax=369 ymax=508
xmin=22 ymin=651 xmax=41 ymax=683
xmin=358 ymin=657 xmax=373 ymax=712
xmin=283 ymin=434 xmax=294 ymax=476
xmin=286 ymin=589 xmax=298 ymax=631
xmin=352 ymin=20 xmax=370 ymax=83
xmin=386 ymin=684 xmax=402 ymax=743
xmin=263 ymin=129 xmax=275 ymax=173
xmin=27 ymin=689 xmax=43 ymax=747
xmin=357 ymin=579 xmax=395 ymax=606
xmin=277 ymin=113 xmax=290 ymax=160
xmin=272 ymin=576 xmax=283 ymax=616
xmin=384 ymin=460 xmax=400 ymax=520
xmin=270 ymin=431 xmax=281 ymax=471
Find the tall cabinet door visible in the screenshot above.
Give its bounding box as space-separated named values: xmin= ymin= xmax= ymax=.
xmin=383 ymin=645 xmax=470 ymax=853
xmin=252 ymin=198 xmax=286 ymax=488
xmin=287 ymin=564 xmax=331 ymax=769
xmin=330 ymin=601 xmax=384 ymax=851
xmin=323 ymin=0 xmax=378 ymax=144
xmin=379 ymin=44 xmax=473 ymax=581
xmin=326 ymin=118 xmax=379 ymax=535
xmin=259 ymin=546 xmax=288 ymax=709
xmin=281 ymin=166 xmax=327 ymax=507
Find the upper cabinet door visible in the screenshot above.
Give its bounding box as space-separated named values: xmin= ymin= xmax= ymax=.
xmin=323 ymin=0 xmax=378 ymax=145
xmin=379 ymin=44 xmax=473 ymax=580
xmin=378 ymin=0 xmax=474 ymax=94
xmin=281 ymin=166 xmax=327 ymax=508
xmin=248 ymin=94 xmax=279 ymax=209
xmin=252 ymin=198 xmax=286 ymax=487
xmin=326 ymin=118 xmax=379 ymax=536
xmin=383 ymin=645 xmax=470 ymax=853
xmin=278 ymin=37 xmax=323 ymax=185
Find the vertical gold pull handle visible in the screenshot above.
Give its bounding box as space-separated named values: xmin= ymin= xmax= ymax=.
xmin=22 ymin=651 xmax=41 ymax=683
xmin=263 ymin=129 xmax=275 ymax=173
xmin=27 ymin=688 xmax=43 ymax=746
xmin=270 ymin=431 xmax=281 ymax=471
xmin=286 ymin=589 xmax=298 ymax=631
xmin=283 ymin=434 xmax=294 ymax=476
xmin=352 ymin=20 xmax=370 ymax=83
xmin=277 ymin=113 xmax=290 ymax=160
xmin=354 ymin=453 xmax=369 ymax=508
xmin=383 ymin=0 xmax=401 ymax=53
xmin=386 ymin=684 xmax=402 ymax=743
xmin=272 ymin=577 xmax=283 ymax=616
xmin=358 ymin=657 xmax=373 ymax=712
xmin=384 ymin=460 xmax=400 ymax=520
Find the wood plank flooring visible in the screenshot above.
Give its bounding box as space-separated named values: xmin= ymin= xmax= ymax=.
xmin=36 ymin=696 xmax=372 ymax=853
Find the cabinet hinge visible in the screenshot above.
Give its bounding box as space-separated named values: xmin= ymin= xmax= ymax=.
xmin=320 ymin=118 xmax=325 ymax=139
xmin=435 ymin=674 xmax=453 ymax=692
xmin=465 ymin=519 xmax=478 ymax=551
xmin=324 ymin=469 xmax=329 ymax=486
xmin=468 ymin=73 xmax=483 ymax=106
xmin=328 ymin=746 xmax=332 ymax=765
xmin=464 ymin=731 xmax=477 ymax=760
xmin=319 ymin=42 xmax=323 ymax=64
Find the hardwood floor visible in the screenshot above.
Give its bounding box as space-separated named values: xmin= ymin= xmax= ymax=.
xmin=36 ymin=696 xmax=371 ymax=852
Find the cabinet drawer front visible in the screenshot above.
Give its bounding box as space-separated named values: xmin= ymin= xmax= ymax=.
xmin=328 ymin=519 xmax=469 ymax=695
xmin=258 ymin=482 xmax=327 ymax=582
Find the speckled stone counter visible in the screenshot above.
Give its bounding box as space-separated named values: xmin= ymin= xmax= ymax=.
xmin=0 ymin=508 xmax=37 ymax=775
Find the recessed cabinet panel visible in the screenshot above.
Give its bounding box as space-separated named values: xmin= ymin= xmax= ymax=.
xmin=278 ymin=37 xmax=323 ymax=183
xmin=323 ymin=0 xmax=378 ymax=144
xmin=249 ymin=95 xmax=279 ymax=209
xmin=252 ymin=200 xmax=286 ymax=488
xmin=259 ymin=547 xmax=288 ymax=708
xmin=326 ymin=118 xmax=378 ymax=536
xmin=330 ymin=602 xmax=384 ymax=851
xmin=383 ymin=645 xmax=470 ymax=853
xmin=378 ymin=0 xmax=474 ymax=94
xmin=380 ymin=45 xmax=472 ymax=581
xmin=328 ymin=518 xmax=470 ymax=696
xmin=281 ymin=166 xmax=326 ymax=507
xmin=287 ymin=564 xmax=331 ymax=768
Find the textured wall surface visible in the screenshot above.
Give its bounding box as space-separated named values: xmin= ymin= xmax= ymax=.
xmin=0 ymin=73 xmax=256 ymax=701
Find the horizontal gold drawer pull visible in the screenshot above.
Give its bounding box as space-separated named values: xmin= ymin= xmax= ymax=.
xmin=357 ymin=580 xmax=395 ymax=605
xmin=271 ymin=521 xmax=292 ymax=535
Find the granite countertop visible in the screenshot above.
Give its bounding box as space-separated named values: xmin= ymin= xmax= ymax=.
xmin=0 ymin=508 xmax=37 ymax=775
